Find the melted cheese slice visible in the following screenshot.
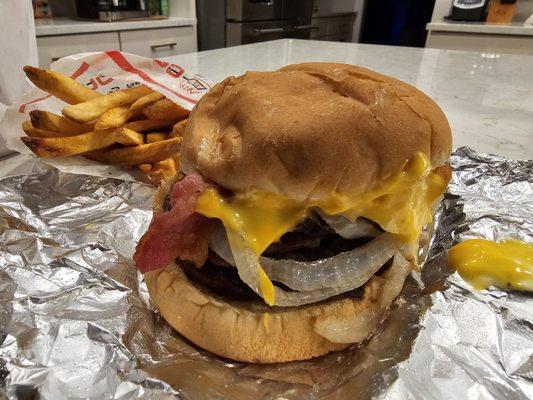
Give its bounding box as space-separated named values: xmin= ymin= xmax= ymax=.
xmin=197 ymin=187 xmax=307 ymax=255
xmin=196 ymin=152 xmax=447 ymax=255
xmin=448 ymin=239 xmax=533 ymax=291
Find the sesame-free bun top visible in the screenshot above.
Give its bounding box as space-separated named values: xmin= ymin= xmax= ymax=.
xmin=181 ymin=62 xmax=452 ymax=200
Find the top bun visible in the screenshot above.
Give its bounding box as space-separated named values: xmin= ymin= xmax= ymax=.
xmin=181 ymin=62 xmax=451 ymax=201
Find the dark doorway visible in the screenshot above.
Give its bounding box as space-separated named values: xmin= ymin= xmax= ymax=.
xmin=361 ymin=0 xmax=437 ymax=47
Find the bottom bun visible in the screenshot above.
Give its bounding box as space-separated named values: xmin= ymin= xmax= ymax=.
xmin=144 ymin=255 xmax=412 ymax=363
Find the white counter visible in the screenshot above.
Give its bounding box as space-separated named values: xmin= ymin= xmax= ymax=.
xmin=427 ymin=20 xmax=533 ymax=36
xmin=425 ymin=19 xmax=533 ymax=56
xmin=35 ymin=17 xmax=196 ymax=37
xmin=163 ymin=39 xmax=533 ymax=160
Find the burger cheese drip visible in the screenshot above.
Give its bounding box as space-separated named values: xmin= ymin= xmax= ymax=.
xmin=448 ymin=239 xmax=533 ymax=291
xmin=196 ymin=153 xmax=448 ymax=305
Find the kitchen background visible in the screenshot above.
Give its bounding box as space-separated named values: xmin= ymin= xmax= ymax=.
xmin=31 ymin=0 xmax=533 ymax=68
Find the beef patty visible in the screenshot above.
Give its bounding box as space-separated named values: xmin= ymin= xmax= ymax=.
xmin=167 ymin=191 xmax=392 ymax=305
xmin=182 ymin=257 xmax=394 ymax=306
xmin=263 ymin=214 xmax=375 ymax=261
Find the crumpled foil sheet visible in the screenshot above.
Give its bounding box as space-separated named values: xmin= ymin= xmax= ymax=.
xmin=0 ymin=147 xmax=532 ymax=400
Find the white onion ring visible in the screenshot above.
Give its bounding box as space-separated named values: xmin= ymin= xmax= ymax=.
xmin=226 ymin=229 xmax=402 ymax=307
xmin=319 ymin=213 xmax=381 ymax=239
xmin=313 ymin=252 xmax=411 ymax=343
xmin=260 ymin=233 xmax=400 ymax=291
xmin=210 ymin=216 xmax=381 ymax=266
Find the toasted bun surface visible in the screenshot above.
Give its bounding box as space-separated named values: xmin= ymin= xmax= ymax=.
xmin=145 ymin=181 xmax=413 ymax=363
xmin=181 ymin=62 xmax=452 ymax=201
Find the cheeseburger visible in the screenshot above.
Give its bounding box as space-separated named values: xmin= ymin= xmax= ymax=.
xmin=134 ymin=62 xmax=452 ymax=363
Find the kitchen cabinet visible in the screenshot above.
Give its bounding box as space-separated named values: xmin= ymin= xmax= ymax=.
xmin=37 ymin=32 xmax=120 ymax=68
xmin=36 ymin=21 xmax=197 ymax=68
xmin=425 ymin=21 xmax=533 ymax=56
xmin=119 ymin=26 xmax=197 ymax=58
xmin=426 ymin=31 xmax=533 ymax=56
xmin=310 ymin=14 xmax=356 ymax=42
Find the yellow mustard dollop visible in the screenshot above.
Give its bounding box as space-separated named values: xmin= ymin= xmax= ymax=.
xmin=448 ymin=239 xmax=533 ymax=291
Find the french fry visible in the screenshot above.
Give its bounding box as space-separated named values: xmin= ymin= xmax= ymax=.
xmin=130 ymin=92 xmax=165 ymax=111
xmin=21 ymin=127 xmax=144 ymax=158
xmin=29 ymin=110 xmax=93 ymax=135
xmin=142 ymin=98 xmax=190 ymax=121
xmin=22 ymin=120 xmax=65 ymax=138
xmin=113 ymin=127 xmax=145 ymax=146
xmin=62 ymin=85 xmax=153 ymax=123
xmin=146 ymin=132 xmax=168 ymax=143
xmin=123 ymin=118 xmax=179 ymax=132
xmin=137 ymin=163 xmax=153 ymax=174
xmin=169 ymin=118 xmax=188 ymax=138
xmin=141 ymin=132 xmax=174 ymax=184
xmin=21 ymin=65 xmax=183 ymax=180
xmin=23 ymin=65 xmax=101 ymax=104
xmin=85 ymin=138 xmax=182 ymax=165
xmin=148 ymin=158 xmax=177 ymax=185
xmin=95 ymin=105 xmax=140 ymax=130
xmin=28 ymin=111 xmax=170 ymax=137
xmin=142 ymin=132 xmax=176 ymax=183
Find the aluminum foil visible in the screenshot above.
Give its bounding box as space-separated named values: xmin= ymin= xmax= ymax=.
xmin=0 ymin=147 xmax=532 ymax=400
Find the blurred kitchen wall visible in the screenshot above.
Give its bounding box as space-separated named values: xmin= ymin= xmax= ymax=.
xmin=313 ymin=0 xmax=365 ymax=42
xmin=46 ymin=0 xmax=77 ymax=17
xmin=313 ymin=0 xmax=360 ymax=14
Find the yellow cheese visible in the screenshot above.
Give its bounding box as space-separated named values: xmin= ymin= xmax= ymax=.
xmin=196 ymin=153 xmax=448 ymax=256
xmin=197 ymin=187 xmax=307 ymax=254
xmin=258 ymin=266 xmax=275 ymax=306
xmin=262 ymin=312 xmax=270 ymax=333
xmin=448 ymin=239 xmax=533 ymax=291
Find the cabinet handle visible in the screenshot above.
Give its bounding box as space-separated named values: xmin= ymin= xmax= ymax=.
xmin=252 ymin=27 xmax=286 ymax=36
xmin=294 ymin=25 xmax=319 ymax=31
xmin=150 ymin=42 xmax=177 ymax=50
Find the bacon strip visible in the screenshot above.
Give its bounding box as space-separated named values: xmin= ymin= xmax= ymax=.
xmin=134 ymin=173 xmax=213 ymax=273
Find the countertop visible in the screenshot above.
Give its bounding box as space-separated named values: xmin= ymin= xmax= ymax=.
xmin=163 ymin=39 xmax=533 ymax=160
xmin=35 ymin=16 xmax=197 ymax=37
xmin=427 ymin=19 xmax=533 ymax=36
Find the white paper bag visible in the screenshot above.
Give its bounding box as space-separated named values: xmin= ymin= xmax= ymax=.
xmin=0 ymin=51 xmax=213 ymax=180
xmin=0 ymin=0 xmax=39 ymax=157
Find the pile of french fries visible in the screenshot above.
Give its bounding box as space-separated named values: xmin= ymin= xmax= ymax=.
xmin=20 ymin=66 xmax=190 ymax=185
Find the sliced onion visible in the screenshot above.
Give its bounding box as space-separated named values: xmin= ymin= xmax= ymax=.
xmin=319 ymin=213 xmax=381 ymax=239
xmin=313 ymin=253 xmax=411 ymax=343
xmin=210 ymin=215 xmax=381 ymax=267
xmin=260 ymin=233 xmax=400 ymax=291
xmin=226 ymin=229 xmax=402 ymax=307
xmin=209 ymin=223 xmax=235 ymax=265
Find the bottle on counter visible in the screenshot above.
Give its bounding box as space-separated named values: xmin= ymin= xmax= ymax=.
xmin=160 ymin=0 xmax=169 ymax=17
xmin=487 ymin=0 xmax=519 ymax=24
xmin=449 ymin=0 xmax=489 ymax=22
xmin=147 ymin=0 xmax=161 ymax=16
xmin=32 ymin=0 xmax=53 ymax=19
